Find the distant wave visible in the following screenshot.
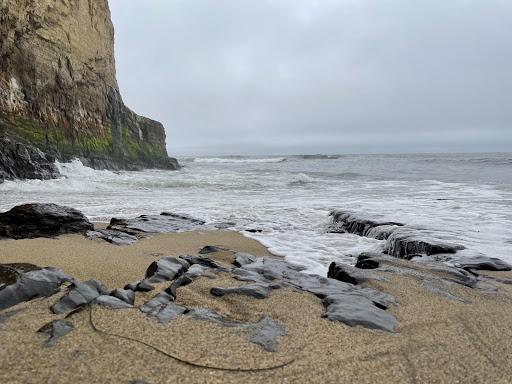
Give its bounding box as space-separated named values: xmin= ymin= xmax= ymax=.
xmin=295 ymin=154 xmax=341 ymax=160
xmin=193 ymin=157 xmax=287 ymax=164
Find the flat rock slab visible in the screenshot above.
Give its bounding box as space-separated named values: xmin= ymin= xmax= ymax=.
xmin=108 ymin=212 xmax=205 ymax=234
xmin=189 ymin=308 xmax=286 ymax=352
xmin=95 ymin=295 xmax=133 ymax=310
xmin=0 ymin=203 xmax=93 ymax=239
xmin=38 ymin=320 xmax=74 ymax=347
xmin=145 ymin=257 xmax=189 ymax=284
xmin=52 ymin=280 xmax=108 ymax=314
xmin=455 ymin=256 xmax=512 ymax=271
xmin=86 ymin=229 xmax=138 ymax=246
xmin=328 ymin=263 xmax=382 ymax=285
xmin=211 ymin=283 xmax=272 ymax=299
xmin=0 ymin=265 xmax=73 ymax=310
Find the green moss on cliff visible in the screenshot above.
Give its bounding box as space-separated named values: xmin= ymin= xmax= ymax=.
xmin=122 ymin=127 xmax=168 ymax=164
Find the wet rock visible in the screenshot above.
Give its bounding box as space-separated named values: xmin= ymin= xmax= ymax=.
xmin=95 ymin=295 xmax=133 ymax=309
xmin=0 ymin=204 xmax=93 ymax=239
xmin=328 ymin=210 xmax=403 ymax=238
xmin=136 ymin=281 xmax=155 ymax=292
xmin=0 ymin=136 xmax=60 ymax=182
xmin=455 ymin=256 xmax=512 ymax=272
xmin=355 ymin=254 xmax=381 ymax=269
xmin=111 ymin=289 xmax=135 ymax=305
xmin=385 ymin=227 xmax=465 ymax=259
xmin=188 ymin=308 xmax=286 ymax=352
xmin=145 ymin=257 xmax=189 ymax=283
xmin=38 ymin=320 xmax=74 ymax=347
xmin=211 ymin=283 xmax=272 ymax=299
xmin=234 ymin=252 xmax=257 ymax=267
xmin=328 ymin=263 xmax=381 ymax=285
xmin=51 ymin=280 xmax=108 ymax=314
xmin=86 ymin=229 xmax=138 ymax=246
xmin=0 ymin=265 xmax=73 ymax=310
xmin=108 ymin=213 xmax=205 ymax=234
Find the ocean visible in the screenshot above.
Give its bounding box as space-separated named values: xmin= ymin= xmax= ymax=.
xmin=1 ymin=153 xmax=511 ymax=275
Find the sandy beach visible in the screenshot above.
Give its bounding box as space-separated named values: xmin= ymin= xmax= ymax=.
xmin=1 ymin=228 xmax=511 ymax=384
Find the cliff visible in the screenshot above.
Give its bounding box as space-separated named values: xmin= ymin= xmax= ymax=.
xmin=0 ymin=0 xmax=178 ymax=179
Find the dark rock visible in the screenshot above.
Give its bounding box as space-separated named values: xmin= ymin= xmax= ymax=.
xmin=355 ymin=254 xmax=380 ymax=269
xmin=0 ymin=265 xmax=73 ymax=310
xmin=108 ymin=213 xmax=205 ymax=234
xmin=145 ymin=257 xmax=189 ymax=283
xmin=51 ymin=280 xmax=108 ymax=314
xmin=328 ymin=262 xmax=380 ymax=285
xmin=198 ymin=245 xmax=225 ymax=254
xmin=189 ymin=308 xmax=286 ymax=352
xmin=38 ymin=320 xmax=74 ymax=347
xmin=166 ymin=275 xmax=194 ymax=299
xmin=179 ymin=256 xmax=223 ymax=270
xmin=234 ymin=252 xmax=257 ymax=267
xmin=86 ymin=229 xmax=138 ymax=246
xmin=211 ymin=283 xmax=272 ymax=299
xmin=245 ymin=229 xmax=263 ymax=233
xmin=95 ymin=295 xmax=133 ymax=309
xmin=140 ymin=292 xmax=186 ymax=324
xmin=328 ymin=210 xmax=403 ymax=238
xmin=124 ymin=282 xmax=139 ymax=291
xmin=111 ymin=289 xmax=135 ymax=305
xmin=0 ymin=136 xmax=60 ymax=182
xmin=0 ymin=204 xmax=93 ymax=239
xmin=455 ymin=256 xmax=512 ymax=272
xmin=136 ymin=280 xmax=155 ymax=292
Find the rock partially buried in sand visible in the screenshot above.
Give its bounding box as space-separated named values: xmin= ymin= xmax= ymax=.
xmin=211 ymin=283 xmax=273 ymax=299
xmin=86 ymin=229 xmax=138 ymax=246
xmin=108 ymin=212 xmax=205 ymax=234
xmin=145 ymin=257 xmax=189 ymax=283
xmin=0 ymin=203 xmax=93 ymax=239
xmin=51 ymin=280 xmax=108 ymax=314
xmin=38 ymin=320 xmax=74 ymax=347
xmin=328 ymin=263 xmax=382 ymax=285
xmin=0 ymin=264 xmax=73 ymax=310
xmin=111 ymin=289 xmax=135 ymax=305
xmin=95 ymin=295 xmax=133 ymax=309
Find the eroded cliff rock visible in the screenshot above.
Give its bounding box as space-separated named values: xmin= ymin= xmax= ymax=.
xmin=0 ymin=0 xmax=178 ymax=179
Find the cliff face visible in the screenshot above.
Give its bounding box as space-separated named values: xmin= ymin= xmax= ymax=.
xmin=0 ymin=0 xmax=178 ymax=174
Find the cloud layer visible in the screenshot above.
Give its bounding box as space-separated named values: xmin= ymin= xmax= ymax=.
xmin=110 ymin=0 xmax=512 ymax=155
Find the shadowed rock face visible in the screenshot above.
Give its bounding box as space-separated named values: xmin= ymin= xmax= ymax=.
xmin=0 ymin=264 xmax=73 ymax=310
xmin=0 ymin=203 xmax=93 ymax=239
xmin=0 ymin=0 xmax=178 ymax=177
xmin=0 ymin=136 xmax=60 ymax=182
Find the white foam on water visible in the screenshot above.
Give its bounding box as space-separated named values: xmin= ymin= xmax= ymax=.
xmin=193 ymin=157 xmax=287 ymax=164
xmin=1 ymin=155 xmax=511 ymax=275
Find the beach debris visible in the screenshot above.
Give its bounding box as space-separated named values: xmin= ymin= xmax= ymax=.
xmin=0 ymin=203 xmax=93 ymax=239
xmin=0 ymin=264 xmax=73 ymax=310
xmin=38 ymin=320 xmax=74 ymax=347
xmin=51 ymin=280 xmax=108 ymax=315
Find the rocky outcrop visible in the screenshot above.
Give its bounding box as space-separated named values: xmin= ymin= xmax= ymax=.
xmin=0 ymin=203 xmax=93 ymax=239
xmin=0 ymin=0 xmax=178 ymax=179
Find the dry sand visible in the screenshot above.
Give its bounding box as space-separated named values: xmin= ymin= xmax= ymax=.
xmin=1 ymin=229 xmax=512 ymax=384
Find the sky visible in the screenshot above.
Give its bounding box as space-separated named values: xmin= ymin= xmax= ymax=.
xmin=109 ymin=0 xmax=512 ymax=156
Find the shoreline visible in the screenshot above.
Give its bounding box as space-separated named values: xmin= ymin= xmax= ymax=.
xmin=1 ymin=226 xmax=512 ymax=383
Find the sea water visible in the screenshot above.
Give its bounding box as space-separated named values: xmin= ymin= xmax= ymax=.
xmin=1 ymin=153 xmax=511 ymax=275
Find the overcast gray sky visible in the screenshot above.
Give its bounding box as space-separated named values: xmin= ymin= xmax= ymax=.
xmin=109 ymin=0 xmax=512 ymax=156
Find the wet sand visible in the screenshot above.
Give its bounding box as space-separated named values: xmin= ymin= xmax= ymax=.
xmin=1 ymin=230 xmax=512 ymax=384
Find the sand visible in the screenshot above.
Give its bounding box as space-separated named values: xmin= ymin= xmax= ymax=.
xmin=1 ymin=230 xmax=512 ymax=384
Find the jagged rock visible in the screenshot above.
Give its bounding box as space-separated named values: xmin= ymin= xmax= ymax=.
xmin=0 ymin=0 xmax=178 ymax=171
xmin=51 ymin=280 xmax=108 ymax=314
xmin=211 ymin=283 xmax=272 ymax=299
xmin=455 ymin=256 xmax=512 ymax=272
xmin=111 ymin=289 xmax=135 ymax=305
xmin=179 ymin=256 xmax=223 ymax=269
xmin=86 ymin=229 xmax=138 ymax=246
xmin=145 ymin=257 xmax=189 ymax=283
xmin=189 ymin=308 xmax=286 ymax=352
xmin=95 ymin=295 xmax=133 ymax=309
xmin=0 ymin=204 xmax=93 ymax=239
xmin=0 ymin=136 xmax=60 ymax=182
xmin=328 ymin=263 xmax=381 ymax=285
xmin=355 ymin=254 xmax=381 ymax=269
xmin=234 ymin=252 xmax=257 ymax=267
xmin=124 ymin=282 xmax=139 ymax=291
xmin=166 ymin=275 xmax=194 ymax=299
xmin=38 ymin=320 xmax=74 ymax=347
xmin=0 ymin=264 xmax=73 ymax=310
xmin=239 ymin=257 xmax=398 ymax=332
xmin=140 ymin=292 xmax=186 ymax=324
xmin=328 ymin=210 xmax=403 ymax=238
xmin=108 ymin=213 xmax=205 ymax=234
xmin=136 ymin=281 xmax=155 ymax=292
